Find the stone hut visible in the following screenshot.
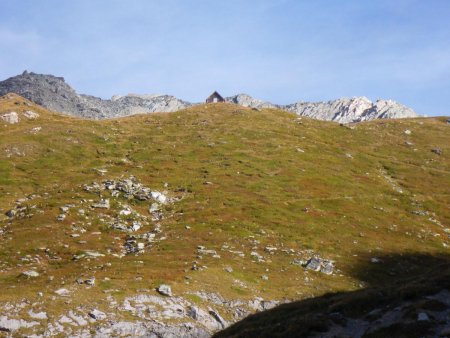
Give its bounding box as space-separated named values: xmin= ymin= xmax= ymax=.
xmin=206 ymin=91 xmax=225 ymax=103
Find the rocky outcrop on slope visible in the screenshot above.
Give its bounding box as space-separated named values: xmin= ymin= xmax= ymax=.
xmin=0 ymin=71 xmax=191 ymax=119
xmin=0 ymin=72 xmax=418 ymax=122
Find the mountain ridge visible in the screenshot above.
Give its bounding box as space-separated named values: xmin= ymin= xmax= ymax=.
xmin=0 ymin=71 xmax=418 ymax=122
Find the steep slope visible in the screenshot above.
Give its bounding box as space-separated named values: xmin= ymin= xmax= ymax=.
xmin=0 ymin=71 xmax=191 ymax=119
xmin=0 ymin=72 xmax=418 ymax=122
xmin=0 ymin=95 xmax=448 ymax=336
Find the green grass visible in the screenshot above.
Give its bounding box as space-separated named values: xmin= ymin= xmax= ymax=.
xmin=0 ymin=93 xmax=449 ymax=322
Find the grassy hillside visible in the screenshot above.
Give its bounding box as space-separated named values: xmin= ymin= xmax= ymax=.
xmin=0 ymin=93 xmax=449 ymax=334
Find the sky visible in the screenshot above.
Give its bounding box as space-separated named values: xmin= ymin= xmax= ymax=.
xmin=0 ymin=0 xmax=449 ymax=116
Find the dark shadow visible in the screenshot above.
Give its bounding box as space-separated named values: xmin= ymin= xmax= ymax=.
xmin=213 ymin=253 xmax=450 ymax=338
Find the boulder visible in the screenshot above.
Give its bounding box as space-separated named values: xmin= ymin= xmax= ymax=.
xmin=54 ymin=288 xmax=70 ymax=297
xmin=88 ymin=309 xmax=107 ymax=320
xmin=1 ymin=112 xmax=19 ymax=124
xmin=91 ymin=199 xmax=110 ymax=209
xmin=23 ymin=110 xmax=39 ymax=119
xmin=21 ymin=270 xmax=39 ymax=278
xmin=431 ymin=148 xmax=442 ymax=155
xmin=305 ymin=258 xmax=322 ymax=272
xmin=157 ymin=284 xmax=172 ymax=297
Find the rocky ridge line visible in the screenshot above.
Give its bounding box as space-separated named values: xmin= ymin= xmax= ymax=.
xmin=0 ymin=71 xmax=418 ymax=122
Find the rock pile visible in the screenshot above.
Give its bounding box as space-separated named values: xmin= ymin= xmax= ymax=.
xmin=84 ymin=177 xmax=170 ymax=204
xmin=292 ymin=256 xmax=335 ymax=275
xmin=82 ymin=176 xmax=175 ymax=255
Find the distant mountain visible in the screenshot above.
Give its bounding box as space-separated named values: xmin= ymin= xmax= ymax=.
xmin=284 ymin=96 xmax=418 ymax=123
xmin=0 ymin=71 xmax=418 ymax=122
xmin=225 ymin=94 xmax=277 ymax=109
xmin=0 ymin=71 xmax=191 ymax=119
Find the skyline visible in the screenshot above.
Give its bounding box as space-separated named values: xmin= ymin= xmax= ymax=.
xmin=1 ymin=0 xmax=449 ymax=116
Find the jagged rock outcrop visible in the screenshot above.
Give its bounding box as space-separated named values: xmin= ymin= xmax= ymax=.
xmin=284 ymin=96 xmax=418 ymax=123
xmin=0 ymin=72 xmax=418 ymax=122
xmin=225 ymin=94 xmax=277 ymax=109
xmin=0 ymin=71 xmax=191 ymax=119
xmin=225 ymin=94 xmax=417 ymax=123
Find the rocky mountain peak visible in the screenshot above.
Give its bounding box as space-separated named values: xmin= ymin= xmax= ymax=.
xmin=284 ymin=96 xmax=418 ymax=123
xmin=0 ymin=72 xmax=191 ymax=119
xmin=0 ymin=72 xmax=418 ymax=122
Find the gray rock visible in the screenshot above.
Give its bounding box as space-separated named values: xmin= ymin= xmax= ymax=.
xmin=431 ymin=148 xmax=442 ymax=155
xmin=151 ymin=191 xmax=168 ymax=204
xmin=0 ymin=316 xmax=39 ymax=332
xmin=1 ymin=111 xmax=19 ymax=124
xmin=91 ymin=199 xmax=110 ymax=209
xmin=54 ymin=288 xmax=70 ymax=297
xmin=0 ymin=72 xmax=192 ymax=119
xmin=320 ymin=261 xmax=334 ymax=275
xmin=85 ymin=277 xmax=95 ymax=285
xmin=186 ymin=306 xmax=200 ymax=320
xmin=304 ymin=257 xmax=334 ymax=275
xmin=88 ymin=309 xmax=106 ymax=320
xmin=305 ymin=258 xmax=322 ymax=272
xmin=130 ymin=221 xmax=141 ymax=232
xmin=93 ymin=320 xmax=210 ymax=338
xmin=21 ymin=270 xmax=39 ymax=278
xmin=208 ymin=308 xmax=227 ymax=329
xmin=27 ymin=310 xmax=47 ymax=320
xmin=23 ymin=110 xmax=39 ymax=119
xmin=226 ymin=93 xmax=277 ymax=109
xmin=417 ymin=312 xmax=429 ymax=321
xmin=5 ymin=209 xmax=17 ymax=217
xmin=56 ymin=214 xmax=66 ymax=221
xmin=83 ymin=251 xmax=105 ymax=258
xmin=157 ymin=284 xmax=172 ymax=297
xmin=285 ymin=97 xmax=418 ymax=123
xmin=59 ymin=206 xmax=69 ymax=213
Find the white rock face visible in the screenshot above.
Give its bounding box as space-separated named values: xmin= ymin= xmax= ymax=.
xmin=284 ymin=97 xmax=418 ymax=123
xmin=226 ymin=94 xmax=277 ymax=109
xmin=0 ymin=316 xmax=39 ymax=331
xmin=28 ymin=310 xmax=48 ymax=320
xmin=368 ymin=99 xmax=417 ymax=120
xmin=1 ymin=111 xmax=19 ymax=124
xmin=227 ymin=94 xmax=418 ymax=123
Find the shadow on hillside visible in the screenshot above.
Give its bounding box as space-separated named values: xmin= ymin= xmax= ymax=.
xmin=213 ymin=253 xmax=450 ymax=338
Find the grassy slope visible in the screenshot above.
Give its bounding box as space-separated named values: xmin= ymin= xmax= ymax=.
xmin=0 ymin=94 xmax=449 ymax=322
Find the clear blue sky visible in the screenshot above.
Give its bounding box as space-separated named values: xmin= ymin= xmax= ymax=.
xmin=0 ymin=0 xmax=449 ymax=115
